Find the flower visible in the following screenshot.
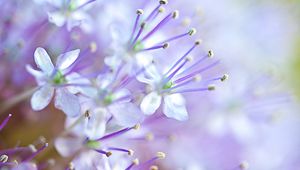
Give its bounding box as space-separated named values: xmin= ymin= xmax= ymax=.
xmin=26 ymin=47 xmax=82 ymax=117
xmin=47 ymin=0 xmax=96 ymax=31
xmin=138 ymin=40 xmax=225 ymax=121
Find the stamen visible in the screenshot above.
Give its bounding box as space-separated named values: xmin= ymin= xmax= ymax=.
xmin=174 ymin=60 xmax=220 ymax=84
xmin=89 ymin=42 xmax=97 ymax=53
xmin=75 ymin=0 xmax=97 ymax=11
xmin=159 ymin=0 xmax=168 ymax=5
xmin=95 ymin=124 xmax=140 ymax=141
xmin=125 ymin=158 xmax=139 ymax=170
xmin=130 ymin=9 xmax=144 ymax=42
xmin=172 ymin=10 xmax=179 ymax=19
xmin=220 ymin=74 xmax=229 ymax=82
xmin=141 ymin=43 xmax=169 ymax=51
xmin=165 ymin=41 xmax=200 ymax=76
xmin=150 ymin=165 xmax=159 ymax=170
xmin=141 ymin=152 xmax=166 ymax=167
xmin=239 ymin=161 xmax=249 ymax=170
xmin=130 ymin=22 xmax=146 ymax=48
xmin=145 ymin=4 xmax=161 ymax=22
xmin=163 ymin=57 xmax=191 ymax=85
xmin=140 ymin=12 xmax=174 ymax=42
xmin=23 ymin=143 xmax=48 ymax=162
xmin=0 ymin=114 xmax=12 ymax=131
xmin=94 ymin=149 xmax=112 ymax=157
xmin=0 ymin=155 xmax=8 ymax=163
xmin=157 ymin=28 xmax=197 ymax=45
xmin=0 ymin=147 xmax=30 ymax=155
xmin=171 ymin=84 xmax=215 ymax=94
xmin=67 ymin=162 xmax=75 ymax=170
xmin=107 ymin=147 xmax=134 ymax=155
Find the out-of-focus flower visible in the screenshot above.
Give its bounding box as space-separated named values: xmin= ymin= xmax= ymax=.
xmin=47 ymin=0 xmax=96 ymax=31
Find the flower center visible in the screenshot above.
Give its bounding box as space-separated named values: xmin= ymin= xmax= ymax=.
xmin=52 ymin=70 xmax=66 ymax=85
xmin=162 ymin=81 xmax=173 ymax=90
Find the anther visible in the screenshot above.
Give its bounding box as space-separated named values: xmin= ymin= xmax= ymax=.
xmin=159 ymin=0 xmax=168 ymax=5
xmin=186 ymin=56 xmax=193 ymax=62
xmin=158 ymin=7 xmax=165 ymax=13
xmin=0 ymin=155 xmax=8 ymax=163
xmin=150 ymin=165 xmax=159 ymax=170
xmin=146 ymin=132 xmax=154 ymax=141
xmin=133 ymin=123 xmax=140 ymax=130
xmin=172 ymin=10 xmax=179 ymax=19
xmin=239 ymin=161 xmax=249 ymax=170
xmin=39 ymin=136 xmax=47 ymax=144
xmin=188 ymin=28 xmax=197 ymax=36
xmin=137 ymin=9 xmax=144 ymax=15
xmin=208 ymin=85 xmax=216 ymax=91
xmin=163 ymin=43 xmax=169 ymax=49
xmin=28 ymin=144 xmax=37 ymax=152
xmin=193 ymin=74 xmax=202 ymax=82
xmin=128 ymin=149 xmax=134 ymax=156
xmin=208 ymin=50 xmax=214 ymax=57
xmin=105 ymin=151 xmax=112 ymax=157
xmin=140 ymin=22 xmax=146 ymax=28
xmin=156 ymin=152 xmax=166 ymax=159
xmin=89 ymin=42 xmax=97 ymax=53
xmin=68 ymin=162 xmax=75 ymax=170
xmin=84 ymin=110 xmax=90 ymax=119
xmin=220 ymin=74 xmax=229 ymax=82
xmin=133 ymin=158 xmax=139 ymax=165
xmin=195 ymin=39 xmax=202 ymax=45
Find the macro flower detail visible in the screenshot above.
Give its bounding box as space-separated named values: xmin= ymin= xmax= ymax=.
xmin=1 ymin=0 xmax=297 ymax=170
xmin=138 ymin=41 xmax=226 ymax=121
xmin=27 ymin=47 xmax=81 ymax=117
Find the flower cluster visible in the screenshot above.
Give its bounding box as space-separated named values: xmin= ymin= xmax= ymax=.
xmin=0 ymin=0 xmax=299 ymax=170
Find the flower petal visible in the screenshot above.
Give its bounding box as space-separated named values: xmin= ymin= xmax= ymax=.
xmin=54 ymin=137 xmax=82 ymax=157
xmin=65 ymin=72 xmax=97 ymax=96
xmin=136 ymin=64 xmax=161 ymax=85
xmin=48 ymin=11 xmax=66 ymax=27
xmin=163 ymin=94 xmax=188 ymax=121
xmin=31 ymin=85 xmax=54 ymax=111
xmin=26 ymin=64 xmax=44 ymax=78
xmin=109 ymin=103 xmax=144 ymax=127
xmin=140 ymin=92 xmax=162 ymax=115
xmin=84 ymin=108 xmax=107 ymax=140
xmin=56 ymin=49 xmax=80 ymax=70
xmin=55 ymin=88 xmax=81 ymax=117
xmin=34 ymin=47 xmax=54 ymax=75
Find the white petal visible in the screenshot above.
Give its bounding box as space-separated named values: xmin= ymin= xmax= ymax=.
xmin=56 ymin=49 xmax=80 ymax=70
xmin=55 ymin=88 xmax=81 ymax=117
xmin=163 ymin=94 xmax=188 ymax=121
xmin=34 ymin=47 xmax=54 ymax=75
xmin=109 ymin=103 xmax=144 ymax=126
xmin=48 ymin=11 xmax=66 ymax=27
xmin=140 ymin=92 xmax=162 ymax=115
xmin=113 ymin=88 xmax=131 ymax=103
xmin=67 ymin=18 xmax=82 ymax=31
xmin=65 ymin=72 xmax=97 ymax=96
xmin=54 ymin=137 xmax=82 ymax=157
xmin=26 ymin=64 xmax=44 ymax=78
xmin=84 ymin=108 xmax=107 ymax=140
xmin=136 ymin=64 xmax=161 ymax=85
xmin=31 ymin=85 xmax=54 ymax=111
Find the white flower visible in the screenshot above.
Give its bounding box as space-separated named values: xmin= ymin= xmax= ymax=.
xmin=47 ymin=0 xmax=94 ymax=31
xmin=138 ymin=65 xmax=188 ymax=121
xmin=27 ymin=47 xmax=81 ymax=117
